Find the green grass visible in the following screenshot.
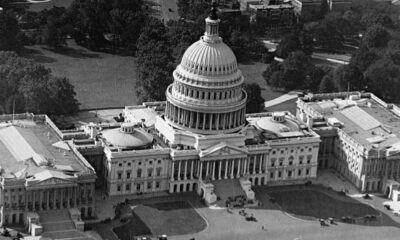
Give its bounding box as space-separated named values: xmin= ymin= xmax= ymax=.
xmin=113 ymin=201 xmax=206 ymax=239
xmin=269 ymin=189 xmax=379 ymax=220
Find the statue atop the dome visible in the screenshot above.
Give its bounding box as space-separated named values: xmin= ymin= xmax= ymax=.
xmin=209 ymin=0 xmax=219 ymax=20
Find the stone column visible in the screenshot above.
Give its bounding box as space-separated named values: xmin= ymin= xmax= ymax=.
xmin=209 ymin=114 xmax=213 ymax=130
xmin=211 ymin=161 xmax=215 ymax=180
xmin=60 ymin=188 xmax=64 ymax=209
xmin=178 ymin=161 xmax=181 ymax=180
xmin=53 ymin=189 xmax=57 ymax=209
xmin=32 ymin=191 xmax=36 ymax=211
xmin=196 ymin=112 xmax=200 ymax=129
xmin=199 ymin=162 xmax=203 ymax=180
xmin=259 ymin=155 xmax=263 ymax=173
xmin=218 ymin=160 xmax=222 ymax=180
xmin=171 ymin=161 xmax=175 ymax=181
xmin=224 ymin=160 xmax=228 ymax=179
xmin=190 ymin=160 xmax=194 ymax=179
xmin=216 ymin=114 xmax=220 ymax=130
xmin=39 ymin=190 xmax=43 ymax=211
xmin=184 ymin=161 xmax=188 ymax=180
xmin=25 ymin=191 xmax=28 ymax=211
xmin=74 ymin=187 xmax=77 ymax=207
xmin=206 ymin=162 xmax=209 ymax=178
xmin=244 ymin=158 xmax=247 ymax=175
xmin=66 ymin=187 xmax=70 ymax=209
xmin=230 ymin=159 xmax=235 ymax=178
xmin=46 ymin=190 xmax=50 ymax=210
xmin=237 ymin=159 xmax=241 ymax=178
xmin=203 ymin=113 xmax=206 ymax=130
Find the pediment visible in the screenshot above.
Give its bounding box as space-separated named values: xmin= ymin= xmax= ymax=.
xmin=200 ymin=142 xmax=248 ymax=159
xmin=36 ymin=177 xmax=73 ymax=186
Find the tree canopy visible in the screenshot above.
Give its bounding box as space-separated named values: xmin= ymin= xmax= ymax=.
xmin=244 ymin=83 xmax=265 ymax=113
xmin=0 ymin=51 xmax=79 ymax=115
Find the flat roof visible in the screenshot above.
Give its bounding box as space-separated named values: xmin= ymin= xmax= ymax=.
xmin=246 ymin=112 xmax=313 ymax=141
xmin=0 ymin=120 xmax=90 ymax=179
xmin=306 ymin=97 xmax=400 ymax=150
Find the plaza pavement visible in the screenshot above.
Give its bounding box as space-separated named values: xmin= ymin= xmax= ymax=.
xmin=90 ymin=170 xmax=400 ymax=240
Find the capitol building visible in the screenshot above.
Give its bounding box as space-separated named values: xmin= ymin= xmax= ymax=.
xmin=0 ymin=5 xmax=322 ymax=230
xmin=76 ymin=6 xmax=321 ymax=203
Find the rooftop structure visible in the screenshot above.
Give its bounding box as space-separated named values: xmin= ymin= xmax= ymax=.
xmin=0 ymin=114 xmax=96 ymax=228
xmin=298 ymin=92 xmax=400 ymax=193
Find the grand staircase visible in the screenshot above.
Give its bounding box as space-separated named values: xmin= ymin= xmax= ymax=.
xmin=39 ymin=210 xmax=89 ymax=240
xmin=212 ymin=179 xmax=245 ymax=205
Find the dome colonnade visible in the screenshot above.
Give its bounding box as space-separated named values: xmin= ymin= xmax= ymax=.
xmin=164 ymin=6 xmax=247 ymax=135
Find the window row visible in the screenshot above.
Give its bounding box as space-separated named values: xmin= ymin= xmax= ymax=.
xmin=173 ymin=82 xmax=242 ymax=101
xmin=117 ymin=168 xmax=162 ymax=179
xmin=269 ymin=168 xmax=311 ymax=179
xmin=117 ymin=159 xmax=162 ymax=168
xmin=175 ymin=71 xmax=240 ymax=86
xmin=271 ymin=147 xmax=313 ymax=155
xmin=117 ymin=181 xmax=161 ymax=192
xmin=270 ymin=155 xmax=313 ymax=167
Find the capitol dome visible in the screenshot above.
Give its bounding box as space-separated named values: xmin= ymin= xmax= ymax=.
xmin=164 ymin=3 xmax=247 ymax=135
xmin=102 ymin=123 xmax=153 ymax=149
xmin=180 ymin=40 xmax=237 ymax=77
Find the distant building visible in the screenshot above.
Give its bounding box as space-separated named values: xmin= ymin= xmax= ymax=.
xmin=298 ymin=92 xmax=400 ymax=195
xmin=292 ymin=0 xmax=351 ymax=18
xmin=248 ymin=0 xmax=296 ymax=33
xmin=0 ymin=114 xmax=96 ymax=229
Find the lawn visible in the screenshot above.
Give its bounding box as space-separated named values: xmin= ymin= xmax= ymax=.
xmin=25 ymin=41 xmax=138 ymax=110
xmin=268 ymin=189 xmax=379 ymax=220
xmin=113 ymin=201 xmax=206 ymax=239
xmin=25 ymin=42 xmax=281 ymax=111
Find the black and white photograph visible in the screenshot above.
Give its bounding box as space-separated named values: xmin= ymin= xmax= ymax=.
xmin=1 ymin=0 xmax=400 ymax=239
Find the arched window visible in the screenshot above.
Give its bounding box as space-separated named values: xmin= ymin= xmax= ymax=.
xmin=137 ymin=169 xmax=142 ymax=178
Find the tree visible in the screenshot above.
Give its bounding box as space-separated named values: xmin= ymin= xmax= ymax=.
xmin=333 ymin=64 xmax=365 ymax=92
xmin=318 ymin=74 xmax=337 ymax=93
xmin=0 ymin=51 xmax=79 ymax=115
xmin=135 ymin=18 xmax=174 ymax=102
xmin=350 ymin=45 xmax=379 ymax=72
xmin=244 ymin=83 xmax=265 ymax=113
xmin=364 ymin=57 xmax=400 ymax=102
xmin=363 ymin=25 xmax=390 ymax=49
xmin=0 ymin=10 xmax=22 ymax=51
xmin=275 ymin=32 xmax=301 ymax=58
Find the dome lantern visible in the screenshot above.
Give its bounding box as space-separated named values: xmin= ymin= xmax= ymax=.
xmin=204 ymin=1 xmax=221 ymax=44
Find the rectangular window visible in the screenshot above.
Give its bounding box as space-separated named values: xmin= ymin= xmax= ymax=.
xmin=147 ymin=182 xmax=152 ymax=189
xmin=136 ymin=184 xmax=141 ymax=191
xmin=156 ymin=168 xmax=161 ymax=176
xmin=278 ymin=171 xmax=282 ymax=178
xmin=307 ymin=155 xmax=312 ymax=164
xmin=298 ymin=169 xmax=302 ymax=176
xmin=156 ymin=182 xmax=160 ymax=189
xmin=148 ymin=169 xmax=153 ymax=177
xmin=270 ymin=172 xmax=274 ymax=179
xmin=117 ymin=172 xmax=122 ymax=179
xmin=126 ymin=171 xmax=131 ymax=179
xmin=306 ymin=168 xmax=310 ymax=175
xmin=117 ymin=185 xmax=121 ymax=192
xmin=288 ymin=170 xmax=292 ymax=178
xmin=126 ymin=183 xmax=131 ymax=191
